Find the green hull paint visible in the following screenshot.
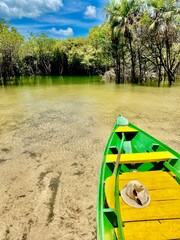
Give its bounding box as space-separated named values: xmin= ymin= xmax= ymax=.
xmin=97 ymin=116 xmax=180 ymax=240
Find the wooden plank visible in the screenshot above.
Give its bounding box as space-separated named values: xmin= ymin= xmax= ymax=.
xmin=106 ymin=151 xmax=175 ymax=164
xmin=120 ymin=198 xmax=180 ymax=221
xmin=119 ymin=171 xmax=180 ymax=222
xmin=146 ymin=188 xmax=180 ymax=201
xmin=123 ymin=219 xmax=180 ymax=240
xmin=115 ymin=126 xmax=138 ymax=133
xmin=119 ymin=171 xmax=179 ymax=190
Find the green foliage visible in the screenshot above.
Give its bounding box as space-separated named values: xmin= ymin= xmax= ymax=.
xmin=0 ymin=0 xmax=179 ymax=87
xmin=104 ymin=0 xmax=180 ymax=85
xmin=88 ymin=23 xmax=113 ymax=70
xmin=0 ymin=19 xmax=24 ymax=83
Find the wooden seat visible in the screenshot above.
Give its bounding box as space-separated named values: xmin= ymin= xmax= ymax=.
xmin=119 ymin=170 xmax=180 ymax=240
xmin=115 ymin=126 xmax=138 ymax=133
xmin=106 ymin=151 xmax=175 ymax=164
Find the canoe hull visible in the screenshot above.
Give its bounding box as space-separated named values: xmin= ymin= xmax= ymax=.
xmin=97 ymin=116 xmax=180 ymax=240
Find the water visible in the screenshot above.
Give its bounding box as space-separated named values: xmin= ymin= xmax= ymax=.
xmin=0 ymin=76 xmax=180 ymax=240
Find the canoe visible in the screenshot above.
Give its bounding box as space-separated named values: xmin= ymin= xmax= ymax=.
xmin=97 ymin=116 xmax=180 ymax=240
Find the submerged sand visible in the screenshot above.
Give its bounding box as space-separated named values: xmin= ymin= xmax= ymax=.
xmin=0 ymin=84 xmax=179 ymax=240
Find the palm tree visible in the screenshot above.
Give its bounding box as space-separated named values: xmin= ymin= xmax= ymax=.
xmin=105 ymin=0 xmax=124 ymax=83
xmin=105 ymin=0 xmax=141 ymax=83
xmin=120 ymin=0 xmax=141 ymax=83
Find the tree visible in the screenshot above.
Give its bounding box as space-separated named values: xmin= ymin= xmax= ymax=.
xmin=88 ymin=23 xmax=113 ymax=73
xmin=120 ymin=0 xmax=140 ymax=83
xmin=104 ymin=0 xmax=179 ymax=85
xmin=32 ymin=34 xmax=55 ymax=75
xmin=105 ymin=0 xmax=141 ymax=83
xmin=105 ymin=0 xmax=124 ymax=83
xmin=0 ymin=19 xmax=24 ymax=84
xmin=144 ymin=0 xmax=180 ymax=85
xmin=51 ymin=47 xmax=68 ymax=75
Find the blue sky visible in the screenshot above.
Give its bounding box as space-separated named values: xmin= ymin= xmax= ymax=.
xmin=0 ymin=0 xmax=107 ymax=39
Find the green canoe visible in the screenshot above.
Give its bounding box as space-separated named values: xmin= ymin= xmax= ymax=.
xmin=97 ymin=116 xmax=180 ymax=240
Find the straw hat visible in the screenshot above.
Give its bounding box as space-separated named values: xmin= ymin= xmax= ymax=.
xmin=121 ymin=180 xmax=150 ymax=208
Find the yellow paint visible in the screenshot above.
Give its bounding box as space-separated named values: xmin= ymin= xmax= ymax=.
xmin=114 ymin=228 xmax=120 ymax=240
xmin=120 ymin=198 xmax=180 ymax=221
xmin=119 ymin=170 xmax=179 ymax=189
xmin=123 ymin=219 xmax=180 ymax=240
xmin=115 ymin=126 xmax=138 ymax=133
xmin=105 ymin=175 xmax=116 ymax=209
xmin=106 ymin=151 xmax=174 ymax=164
xmin=118 ymin=170 xmax=180 ymax=239
xmin=105 ymin=170 xmax=180 ymax=211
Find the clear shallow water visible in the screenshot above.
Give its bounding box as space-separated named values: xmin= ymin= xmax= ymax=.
xmin=0 ymin=76 xmax=180 ymax=239
xmin=1 ymin=76 xmax=179 ymax=150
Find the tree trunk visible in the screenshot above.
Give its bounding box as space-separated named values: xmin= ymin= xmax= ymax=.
xmin=158 ymin=65 xmax=162 ymax=87
xmin=115 ymin=58 xmax=121 ymax=84
xmin=138 ymin=49 xmax=143 ymax=83
xmin=167 ymin=69 xmax=175 ymax=86
xmin=113 ymin=41 xmax=121 ymax=84
xmin=128 ymin=37 xmax=137 ymax=83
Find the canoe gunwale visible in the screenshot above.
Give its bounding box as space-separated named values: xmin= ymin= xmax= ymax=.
xmin=97 ymin=116 xmax=180 ymax=240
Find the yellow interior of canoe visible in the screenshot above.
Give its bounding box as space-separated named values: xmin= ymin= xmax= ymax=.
xmin=106 ymin=170 xmax=180 ymax=240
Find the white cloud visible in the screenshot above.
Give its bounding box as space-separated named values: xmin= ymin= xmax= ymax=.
xmin=84 ymin=5 xmax=96 ymax=19
xmin=49 ymin=27 xmax=73 ymax=37
xmin=0 ymin=0 xmax=63 ymax=19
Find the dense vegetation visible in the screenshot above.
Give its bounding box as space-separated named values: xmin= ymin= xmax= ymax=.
xmin=0 ymin=0 xmax=179 ymax=86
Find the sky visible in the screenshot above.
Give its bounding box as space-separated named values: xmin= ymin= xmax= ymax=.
xmin=0 ymin=0 xmax=107 ymax=39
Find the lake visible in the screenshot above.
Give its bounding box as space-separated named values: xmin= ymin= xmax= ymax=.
xmin=0 ymin=76 xmax=180 ymax=240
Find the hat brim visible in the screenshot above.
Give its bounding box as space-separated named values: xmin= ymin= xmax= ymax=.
xmin=121 ymin=185 xmax=150 ymax=208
